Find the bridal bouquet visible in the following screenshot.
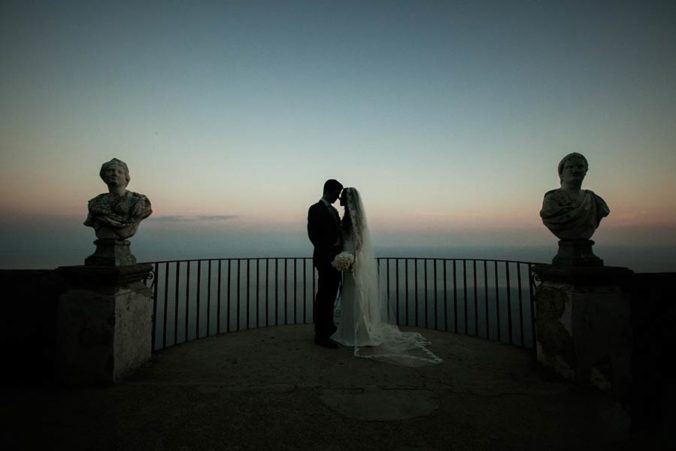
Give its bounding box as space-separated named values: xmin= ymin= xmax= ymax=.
xmin=331 ymin=251 xmax=354 ymax=271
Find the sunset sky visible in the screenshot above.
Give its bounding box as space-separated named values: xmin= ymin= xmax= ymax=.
xmin=1 ymin=1 xmax=675 ymax=266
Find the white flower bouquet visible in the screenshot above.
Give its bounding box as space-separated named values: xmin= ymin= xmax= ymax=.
xmin=331 ymin=251 xmax=354 ymax=271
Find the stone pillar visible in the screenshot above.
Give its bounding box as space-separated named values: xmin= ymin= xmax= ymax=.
xmin=532 ymin=264 xmax=634 ymax=401
xmin=55 ymin=264 xmax=153 ymax=384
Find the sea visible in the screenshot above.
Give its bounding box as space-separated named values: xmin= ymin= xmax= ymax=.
xmin=1 ymin=222 xmax=675 ymax=272
xmin=2 ymin=221 xmax=673 ymax=351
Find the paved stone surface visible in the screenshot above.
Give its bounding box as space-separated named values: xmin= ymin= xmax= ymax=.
xmin=319 ymin=387 xmax=439 ymax=421
xmin=2 ymin=325 xmax=665 ymax=450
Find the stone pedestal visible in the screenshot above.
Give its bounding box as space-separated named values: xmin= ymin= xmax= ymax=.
xmin=85 ymin=239 xmax=136 ymax=266
xmin=532 ymin=264 xmax=634 ymax=401
xmin=552 ymin=239 xmax=603 ymax=266
xmin=55 ymin=264 xmax=153 ymax=385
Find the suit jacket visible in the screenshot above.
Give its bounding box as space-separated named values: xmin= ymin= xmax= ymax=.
xmin=307 ymin=200 xmax=342 ymax=268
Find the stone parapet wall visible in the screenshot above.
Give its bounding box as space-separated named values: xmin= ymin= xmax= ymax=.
xmin=0 ymin=270 xmax=67 ymax=382
xmin=629 ymin=273 xmax=676 ymax=431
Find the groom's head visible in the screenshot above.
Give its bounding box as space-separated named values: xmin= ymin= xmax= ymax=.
xmin=323 ymin=179 xmax=343 ymax=203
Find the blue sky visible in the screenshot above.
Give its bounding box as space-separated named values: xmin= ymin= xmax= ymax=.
xmin=1 ymin=0 xmax=675 ymax=265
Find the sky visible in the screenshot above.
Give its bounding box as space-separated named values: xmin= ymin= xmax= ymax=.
xmin=1 ymin=0 xmax=675 ymax=266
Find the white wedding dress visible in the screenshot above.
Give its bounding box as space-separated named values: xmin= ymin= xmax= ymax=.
xmin=331 ymin=188 xmax=442 ymax=367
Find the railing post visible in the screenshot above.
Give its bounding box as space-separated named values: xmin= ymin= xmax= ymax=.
xmin=152 ymin=262 xmax=159 ymax=351
xmin=207 ymin=260 xmax=212 ymax=337
xmin=293 ymin=258 xmax=298 ymax=324
xmin=494 ymin=260 xmax=500 ymax=342
xmin=217 ymin=260 xmax=222 ymax=334
xmin=506 ymin=261 xmax=512 ymax=345
xmin=236 ymin=259 xmax=241 ymax=331
xmin=395 ymin=259 xmax=400 ymax=324
xmin=226 ymin=260 xmax=231 ymax=333
xmin=246 ymin=259 xmax=251 ymax=329
xmin=433 ymin=259 xmax=438 ymax=330
xmin=463 ymin=259 xmax=468 ymax=335
xmin=453 ymin=260 xmax=458 ymax=333
xmin=185 ymin=261 xmax=191 ymax=342
xmin=174 ymin=261 xmax=180 ymax=345
xmin=404 ymin=259 xmax=410 ymax=326
xmin=443 ymin=260 xmax=448 ymax=332
xmin=256 ymin=258 xmax=261 ymax=328
xmin=303 ymin=258 xmax=307 ymax=324
xmin=483 ymin=260 xmax=489 ymax=339
xmin=162 ymin=261 xmax=169 ymax=348
xmin=517 ymin=262 xmax=524 ymax=346
xmin=473 ymin=260 xmax=478 ymax=336
xmin=196 ymin=261 xmax=201 ymax=339
xmin=265 ymin=258 xmax=270 ymax=327
xmin=275 ymin=258 xmax=280 ymax=325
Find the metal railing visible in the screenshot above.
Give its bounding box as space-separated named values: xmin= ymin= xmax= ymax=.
xmin=144 ymin=257 xmax=538 ymax=353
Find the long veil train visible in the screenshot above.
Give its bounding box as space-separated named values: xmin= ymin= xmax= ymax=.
xmin=332 ymin=188 xmax=442 ymax=367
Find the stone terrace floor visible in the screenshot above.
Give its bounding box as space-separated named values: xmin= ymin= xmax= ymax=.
xmin=2 ymin=325 xmax=668 ymax=450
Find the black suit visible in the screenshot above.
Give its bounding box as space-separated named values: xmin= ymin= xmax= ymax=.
xmin=307 ymin=200 xmax=342 ymax=339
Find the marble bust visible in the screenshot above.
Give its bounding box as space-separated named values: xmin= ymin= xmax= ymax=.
xmin=540 ymin=153 xmax=609 ymax=266
xmin=84 ymin=158 xmax=152 ymax=240
xmin=540 ymin=153 xmax=609 ymax=240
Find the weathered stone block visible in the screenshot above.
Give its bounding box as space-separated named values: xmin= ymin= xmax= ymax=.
xmin=533 ymin=265 xmax=634 ymax=401
xmin=56 ymin=265 xmax=153 ymax=384
xmin=535 ymin=283 xmax=575 ymax=379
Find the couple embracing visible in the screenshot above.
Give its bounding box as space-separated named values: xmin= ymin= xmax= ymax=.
xmin=307 ymin=179 xmax=442 ymax=367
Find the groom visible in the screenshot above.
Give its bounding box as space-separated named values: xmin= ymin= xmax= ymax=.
xmin=307 ymin=179 xmax=343 ymax=348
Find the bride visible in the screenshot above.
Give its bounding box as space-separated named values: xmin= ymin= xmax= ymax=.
xmin=330 ymin=187 xmax=442 ymax=367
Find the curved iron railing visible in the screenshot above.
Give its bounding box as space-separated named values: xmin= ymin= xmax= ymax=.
xmin=144 ymin=257 xmax=538 ymax=353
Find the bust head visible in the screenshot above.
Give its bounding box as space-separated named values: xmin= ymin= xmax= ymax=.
xmin=558 ymin=152 xmax=588 ymax=187
xmin=85 ymin=158 xmax=152 ymax=240
xmin=541 ymin=152 xmax=609 ymax=245
xmin=100 ymin=158 xmax=130 ymax=190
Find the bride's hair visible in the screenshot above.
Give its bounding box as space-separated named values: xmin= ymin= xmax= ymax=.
xmin=342 ymin=208 xmax=354 ymax=234
xmin=343 ymin=187 xmax=366 ymax=248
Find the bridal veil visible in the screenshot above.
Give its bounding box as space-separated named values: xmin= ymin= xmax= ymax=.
xmin=332 ymin=188 xmax=442 ymax=367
